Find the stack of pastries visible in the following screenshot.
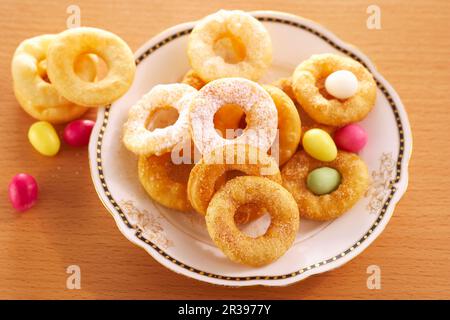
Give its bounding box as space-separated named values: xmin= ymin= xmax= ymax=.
xmin=123 ymin=10 xmax=376 ymax=266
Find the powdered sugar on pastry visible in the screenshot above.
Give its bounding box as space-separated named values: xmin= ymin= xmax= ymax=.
xmin=187 ymin=10 xmax=272 ymax=81
xmin=190 ymin=77 xmax=278 ymax=155
xmin=123 ymin=83 xmax=197 ymax=156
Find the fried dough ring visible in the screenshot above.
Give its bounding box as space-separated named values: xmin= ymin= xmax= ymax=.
xmin=187 ymin=144 xmax=281 ymax=216
xmin=263 ymin=85 xmax=301 ymax=166
xmin=272 ymin=77 xmax=336 ymax=142
xmin=11 ymin=34 xmax=98 ymax=123
xmin=123 ymin=83 xmax=197 ymax=156
xmin=190 ymin=78 xmax=277 ymax=155
xmin=181 ymin=69 xmax=206 ymax=90
xmin=187 ymin=10 xmax=272 ymax=82
xmin=292 ymin=54 xmax=377 ymax=126
xmin=180 ymin=71 xmax=245 ymax=136
xmin=47 ymin=27 xmax=135 ymax=107
xmin=138 ymin=153 xmax=193 ymax=211
xmin=281 ymin=150 xmax=369 ymax=221
xmin=206 ymin=176 xmax=299 ymax=266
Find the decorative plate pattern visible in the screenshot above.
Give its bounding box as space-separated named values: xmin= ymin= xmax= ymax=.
xmin=89 ymin=11 xmax=412 ymax=286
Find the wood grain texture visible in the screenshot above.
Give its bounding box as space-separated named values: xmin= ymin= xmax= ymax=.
xmin=1 ymin=0 xmax=449 ymax=300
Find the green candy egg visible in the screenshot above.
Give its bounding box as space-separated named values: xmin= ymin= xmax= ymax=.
xmin=306 ymin=167 xmax=341 ymax=195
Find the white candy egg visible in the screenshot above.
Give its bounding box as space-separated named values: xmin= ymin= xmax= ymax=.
xmin=325 ymin=70 xmax=358 ymax=99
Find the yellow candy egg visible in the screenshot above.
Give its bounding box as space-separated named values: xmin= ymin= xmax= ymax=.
xmin=302 ymin=128 xmax=337 ymax=162
xmin=28 ymin=121 xmax=60 ymax=156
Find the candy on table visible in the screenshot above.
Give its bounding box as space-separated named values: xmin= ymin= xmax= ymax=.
xmin=8 ymin=173 xmax=38 ymax=212
xmin=302 ymin=128 xmax=337 ymax=162
xmin=306 ymin=167 xmax=341 ymax=195
xmin=28 ymin=121 xmax=60 ymax=156
xmin=63 ymin=119 xmax=95 ymax=147
xmin=325 ymin=70 xmax=358 ymax=100
xmin=333 ymin=123 xmax=368 ymax=153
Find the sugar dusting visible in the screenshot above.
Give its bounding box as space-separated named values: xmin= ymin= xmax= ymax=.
xmin=123 ymin=83 xmax=197 ymax=156
xmin=190 ymin=78 xmax=278 ymax=155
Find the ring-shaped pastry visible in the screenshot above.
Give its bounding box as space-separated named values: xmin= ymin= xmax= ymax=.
xmin=187 ymin=144 xmax=282 ymax=215
xmin=292 ymin=53 xmax=376 ymax=126
xmin=181 ymin=71 xmax=245 ymax=137
xmin=47 ymin=27 xmax=135 ymax=107
xmin=12 ymin=34 xmax=97 ymax=123
xmin=123 ymin=83 xmax=197 ymax=156
xmin=281 ymin=150 xmax=369 ymax=221
xmin=187 ymin=10 xmax=272 ymax=82
xmin=272 ymin=78 xmax=336 ymax=143
xmin=263 ymin=85 xmax=301 ymax=166
xmin=206 ymin=176 xmax=299 ymax=266
xmin=190 ymin=77 xmax=278 ymax=156
xmin=138 ymin=153 xmax=193 ymax=212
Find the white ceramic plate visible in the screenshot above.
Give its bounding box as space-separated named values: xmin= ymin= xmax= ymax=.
xmin=89 ymin=11 xmax=412 ymax=286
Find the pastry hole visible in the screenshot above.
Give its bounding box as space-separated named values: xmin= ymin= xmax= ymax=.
xmin=37 ymin=60 xmax=51 ymax=83
xmin=93 ymin=56 xmax=108 ymax=81
xmin=214 ymin=104 xmax=247 ymax=139
xmin=236 ymin=206 xmax=271 ymax=238
xmin=73 ymin=53 xmax=103 ymax=82
xmin=146 ymin=106 xmax=179 ymax=131
xmin=213 ymin=34 xmax=246 ymax=64
xmin=316 ymin=77 xmax=335 ymax=100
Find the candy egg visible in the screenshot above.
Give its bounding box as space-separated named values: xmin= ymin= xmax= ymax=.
xmin=28 ymin=121 xmax=60 ymax=156
xmin=333 ymin=124 xmax=368 ymax=153
xmin=63 ymin=119 xmax=95 ymax=147
xmin=302 ymin=128 xmax=337 ymax=162
xmin=8 ymin=173 xmax=38 ymax=212
xmin=307 ymin=167 xmax=341 ymax=195
xmin=325 ymin=70 xmax=358 ymax=100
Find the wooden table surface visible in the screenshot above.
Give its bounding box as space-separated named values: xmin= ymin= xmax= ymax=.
xmin=1 ymin=0 xmax=449 ymax=300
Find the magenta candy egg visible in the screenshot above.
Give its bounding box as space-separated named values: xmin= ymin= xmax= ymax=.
xmin=63 ymin=119 xmax=95 ymax=147
xmin=333 ymin=124 xmax=368 ymax=152
xmin=8 ymin=173 xmax=38 ymax=212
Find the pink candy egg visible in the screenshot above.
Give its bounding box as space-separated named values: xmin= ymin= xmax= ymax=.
xmin=333 ymin=124 xmax=368 ymax=153
xmin=8 ymin=173 xmax=38 ymax=212
xmin=63 ymin=119 xmax=95 ymax=147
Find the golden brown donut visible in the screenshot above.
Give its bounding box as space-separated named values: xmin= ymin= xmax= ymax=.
xmin=47 ymin=27 xmax=135 ymax=107
xmin=263 ymin=85 xmax=301 ymax=166
xmin=206 ymin=176 xmax=299 ymax=266
xmin=11 ymin=34 xmax=98 ymax=123
xmin=271 ymin=77 xmax=335 ymax=144
xmin=187 ymin=144 xmax=281 ymax=215
xmin=281 ymin=150 xmax=369 ymax=221
xmin=138 ymin=153 xmax=194 ymax=212
xmin=292 ymin=53 xmax=376 ymax=126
